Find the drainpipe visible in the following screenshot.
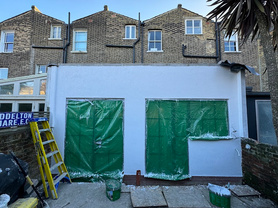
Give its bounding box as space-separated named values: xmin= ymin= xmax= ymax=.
xmin=63 ymin=12 xmax=71 ymax=63
xmin=182 ymin=44 xmax=218 ymax=59
xmin=215 ymin=18 xmax=220 ymax=62
xmin=216 ymin=19 xmax=222 ymax=62
xmin=106 ymin=45 xmax=133 ymax=48
xmin=132 ymin=13 xmax=141 ymax=63
xmin=141 ymin=21 xmax=145 ymax=63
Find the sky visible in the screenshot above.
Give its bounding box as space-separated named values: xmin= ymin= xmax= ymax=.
xmin=0 ymin=0 xmax=216 ymax=23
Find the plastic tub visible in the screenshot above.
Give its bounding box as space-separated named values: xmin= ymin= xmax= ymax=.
xmin=208 ymin=183 xmax=231 ymax=208
xmin=105 ymin=179 xmax=121 ymax=201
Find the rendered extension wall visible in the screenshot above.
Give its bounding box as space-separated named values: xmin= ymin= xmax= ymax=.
xmin=46 ymin=64 xmax=246 ymax=178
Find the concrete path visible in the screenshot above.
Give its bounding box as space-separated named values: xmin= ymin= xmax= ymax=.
xmin=45 ymin=182 xmax=278 ymax=208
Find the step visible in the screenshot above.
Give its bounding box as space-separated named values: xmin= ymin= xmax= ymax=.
xmin=50 ymin=162 xmax=63 ymax=172
xmin=42 ymin=139 xmax=55 ymax=145
xmin=54 ymin=172 xmax=68 ymax=185
xmin=46 ymin=150 xmax=59 ymax=158
xmin=39 ymin=129 xmax=51 ymax=133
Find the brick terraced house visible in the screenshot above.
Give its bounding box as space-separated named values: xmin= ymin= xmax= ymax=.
xmin=0 ymin=4 xmax=268 ymax=91
xmin=0 ymin=4 xmax=274 ymax=143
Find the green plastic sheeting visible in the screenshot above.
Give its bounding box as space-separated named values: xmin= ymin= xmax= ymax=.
xmin=65 ymin=99 xmax=124 ymax=181
xmin=145 ymin=100 xmax=229 ymax=180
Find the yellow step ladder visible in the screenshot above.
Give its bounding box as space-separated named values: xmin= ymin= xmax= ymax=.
xmin=29 ymin=117 xmax=71 ymax=199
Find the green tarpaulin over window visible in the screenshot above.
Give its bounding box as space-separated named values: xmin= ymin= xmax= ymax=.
xmin=146 ymin=100 xmax=229 ymax=180
xmin=65 ymin=99 xmax=124 ymax=181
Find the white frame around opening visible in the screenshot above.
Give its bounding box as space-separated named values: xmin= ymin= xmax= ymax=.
xmin=124 ymin=25 xmax=136 ymax=39
xmin=72 ymin=29 xmax=87 ymax=53
xmin=147 ymin=30 xmax=163 ymax=52
xmin=0 ymin=30 xmax=15 ymax=53
xmin=185 ymin=19 xmax=202 ymax=35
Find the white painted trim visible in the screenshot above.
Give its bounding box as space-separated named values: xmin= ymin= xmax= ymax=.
xmin=185 ymin=19 xmax=203 ymax=35
xmin=72 ymin=29 xmax=87 ymax=52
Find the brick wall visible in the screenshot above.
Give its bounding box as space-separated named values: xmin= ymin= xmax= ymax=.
xmin=68 ymin=7 xmax=140 ymax=63
xmin=0 ymin=12 xmax=32 ymax=77
xmin=0 ymin=4 xmax=270 ymax=92
xmin=0 ymin=7 xmax=65 ymax=78
xmin=0 ymin=127 xmax=40 ymax=179
xmin=241 ymin=138 xmax=278 ymax=203
xmin=143 ymin=5 xmax=217 ymax=64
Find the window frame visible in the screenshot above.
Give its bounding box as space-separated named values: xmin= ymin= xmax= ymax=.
xmin=0 ymin=68 xmax=8 ymax=79
xmin=0 ymin=30 xmax=14 ymax=53
xmin=148 ymin=30 xmax=163 ymax=52
xmin=185 ymin=19 xmax=202 ymax=35
xmin=50 ymin=25 xmax=62 ymax=39
xmin=124 ymin=25 xmax=136 ymax=39
xmin=72 ymin=29 xmax=87 ymax=53
xmin=224 ymin=32 xmax=239 ymax=52
xmin=255 ymin=100 xmax=277 ymax=145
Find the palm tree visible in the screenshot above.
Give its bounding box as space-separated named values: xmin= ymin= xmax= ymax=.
xmin=207 ymin=0 xmax=278 ymax=143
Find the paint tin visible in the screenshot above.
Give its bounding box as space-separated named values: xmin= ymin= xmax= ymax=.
xmin=105 ymin=179 xmax=121 ymax=201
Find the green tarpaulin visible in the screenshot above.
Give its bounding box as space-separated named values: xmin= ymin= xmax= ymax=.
xmin=145 ymin=100 xmax=229 ymax=180
xmin=65 ymin=99 xmax=124 ymax=181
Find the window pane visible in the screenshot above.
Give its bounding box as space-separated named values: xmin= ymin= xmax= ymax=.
xmin=229 ymin=34 xmax=236 ymax=41
xmin=40 ymin=79 xmax=46 ymax=95
xmin=38 ymin=65 xmax=47 ymax=73
xmin=75 ymin=42 xmax=87 ymax=51
xmin=0 ymin=103 xmax=12 ymax=112
xmin=126 ymin=26 xmax=130 ymax=38
xmin=194 ymin=20 xmax=200 ymax=27
xmin=149 ymin=31 xmax=154 ymax=40
xmin=149 ymin=42 xmax=155 ymax=50
xmin=186 ymin=28 xmax=193 ymax=34
xmin=19 ymin=81 xmax=34 ymax=95
xmin=194 ymin=27 xmax=201 ymax=34
xmin=5 ymin=33 xmax=14 ymax=42
xmin=6 ymin=43 xmax=13 ymax=52
xmin=131 ymin=26 xmax=136 ymax=38
xmin=155 ymin=31 xmax=161 ymax=40
xmin=156 ymin=42 xmax=161 ymax=51
xmin=0 ymin=84 xmax=14 ymax=95
xmin=186 ymin=20 xmax=192 ymax=27
xmin=18 ymin=103 xmax=32 ymax=112
xmin=53 ymin=27 xmax=57 ymax=38
xmin=58 ymin=27 xmax=61 ymax=38
xmin=0 ymin=68 xmax=8 ymax=79
xmin=39 ymin=103 xmax=45 ymax=112
xmin=75 ymin=32 xmax=87 ymax=41
xmin=230 ymin=42 xmax=236 ymax=51
xmin=224 ymin=43 xmax=229 ymax=51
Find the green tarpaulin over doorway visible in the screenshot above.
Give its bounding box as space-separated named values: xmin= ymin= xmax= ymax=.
xmin=65 ymin=99 xmax=124 ymax=181
xmin=145 ymin=100 xmax=229 ymax=180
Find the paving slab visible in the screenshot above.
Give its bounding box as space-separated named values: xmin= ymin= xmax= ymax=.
xmin=230 ymin=185 xmax=260 ymax=197
xmin=46 ymin=182 xmax=132 ymax=208
xmin=130 ymin=186 xmax=167 ymax=207
xmin=162 ymin=185 xmax=212 ymax=208
xmin=239 ymin=196 xmax=278 ymax=208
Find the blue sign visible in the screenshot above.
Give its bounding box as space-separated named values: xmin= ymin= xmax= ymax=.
xmin=0 ymin=112 xmax=33 ymax=128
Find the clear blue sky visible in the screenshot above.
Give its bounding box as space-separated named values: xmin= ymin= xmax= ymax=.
xmin=0 ymin=0 xmax=215 ymax=23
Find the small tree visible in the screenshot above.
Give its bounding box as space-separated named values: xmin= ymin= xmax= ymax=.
xmin=207 ymin=0 xmax=278 ymax=143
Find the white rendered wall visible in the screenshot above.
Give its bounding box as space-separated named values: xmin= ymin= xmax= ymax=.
xmin=47 ymin=64 xmax=246 ymax=177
